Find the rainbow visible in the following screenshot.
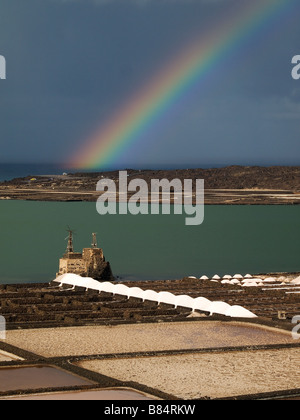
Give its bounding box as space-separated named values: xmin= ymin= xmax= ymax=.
xmin=68 ymin=0 xmax=296 ymax=170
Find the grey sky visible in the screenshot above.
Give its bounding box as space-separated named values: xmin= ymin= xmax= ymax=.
xmin=0 ymin=0 xmax=299 ymax=168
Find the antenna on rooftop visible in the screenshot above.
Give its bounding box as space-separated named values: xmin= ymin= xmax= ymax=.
xmin=91 ymin=233 xmax=98 ymax=249
xmin=65 ymin=226 xmax=75 ymax=253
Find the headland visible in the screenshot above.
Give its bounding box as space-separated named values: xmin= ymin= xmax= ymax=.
xmin=0 ymin=165 xmax=299 ymax=204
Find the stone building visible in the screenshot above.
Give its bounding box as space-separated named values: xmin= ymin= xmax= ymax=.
xmin=57 ymin=231 xmax=114 ymax=281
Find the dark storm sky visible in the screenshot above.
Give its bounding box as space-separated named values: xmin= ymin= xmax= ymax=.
xmin=0 ymin=0 xmax=299 ymax=169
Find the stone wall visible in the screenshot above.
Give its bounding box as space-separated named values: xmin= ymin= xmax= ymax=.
xmin=58 ymin=256 xmax=86 ymax=277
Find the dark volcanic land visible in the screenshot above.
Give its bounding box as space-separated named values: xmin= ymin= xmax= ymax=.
xmin=0 ymin=165 xmax=299 ymax=204
xmin=1 ymin=274 xmax=300 ymax=331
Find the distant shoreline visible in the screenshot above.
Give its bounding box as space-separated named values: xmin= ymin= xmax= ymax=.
xmin=0 ymin=165 xmax=299 ymax=205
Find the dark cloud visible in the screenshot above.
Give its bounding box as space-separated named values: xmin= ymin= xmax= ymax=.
xmin=0 ymin=0 xmax=299 ymax=166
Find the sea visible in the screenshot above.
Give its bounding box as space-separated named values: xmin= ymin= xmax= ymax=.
xmin=0 ymin=163 xmax=74 ymax=182
xmin=0 ymin=163 xmax=299 ymax=284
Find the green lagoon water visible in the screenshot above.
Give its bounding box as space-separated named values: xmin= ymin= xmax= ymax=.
xmin=0 ymin=201 xmax=299 ymax=284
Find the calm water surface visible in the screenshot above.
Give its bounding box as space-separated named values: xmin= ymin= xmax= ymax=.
xmin=0 ymin=163 xmax=72 ymax=182
xmin=0 ymin=366 xmax=92 ymax=392
xmin=0 ymin=201 xmax=299 ymax=284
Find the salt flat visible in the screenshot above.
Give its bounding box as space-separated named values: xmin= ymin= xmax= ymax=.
xmin=78 ymin=348 xmax=300 ymax=399
xmin=5 ymin=321 xmax=294 ymax=358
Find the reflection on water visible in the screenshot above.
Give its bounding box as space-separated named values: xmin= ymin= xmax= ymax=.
xmin=0 ymin=366 xmax=92 ymax=392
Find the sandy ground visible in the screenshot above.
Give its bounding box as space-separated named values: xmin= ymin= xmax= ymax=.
xmin=4 ymin=321 xmax=295 ymax=358
xmin=78 ymin=348 xmax=300 ymax=399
